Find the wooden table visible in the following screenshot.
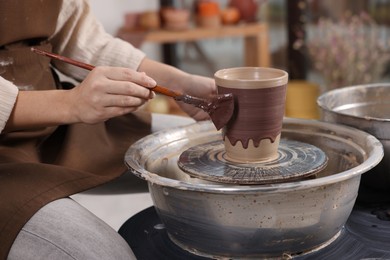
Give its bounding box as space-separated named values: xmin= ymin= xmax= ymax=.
xmin=117 ymin=23 xmax=270 ymax=67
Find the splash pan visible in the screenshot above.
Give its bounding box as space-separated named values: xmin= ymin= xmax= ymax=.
xmin=125 ymin=118 xmax=383 ymax=258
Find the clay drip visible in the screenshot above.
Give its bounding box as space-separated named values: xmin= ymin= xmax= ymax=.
xmin=218 ymin=85 xmax=287 ymax=148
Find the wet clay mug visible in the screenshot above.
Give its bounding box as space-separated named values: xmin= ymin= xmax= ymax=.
xmin=215 ymin=67 xmax=288 ymax=162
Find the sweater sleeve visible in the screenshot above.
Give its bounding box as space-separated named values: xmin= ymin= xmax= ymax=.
xmin=49 ymin=0 xmax=146 ymax=81
xmin=0 ymin=77 xmax=18 ymax=134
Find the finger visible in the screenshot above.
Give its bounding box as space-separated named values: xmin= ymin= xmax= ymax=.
xmin=88 ymin=89 xmax=148 ymax=108
xmin=105 ymin=94 xmax=148 ymax=108
xmin=105 ymin=80 xmax=153 ymax=100
xmin=102 ymin=106 xmax=141 ymax=119
xmin=177 ymin=102 xmax=210 ymax=121
xmin=98 ymin=66 xmax=156 ymax=88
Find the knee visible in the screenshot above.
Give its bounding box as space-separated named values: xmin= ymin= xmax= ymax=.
xmin=8 ymin=199 xmax=136 ymax=260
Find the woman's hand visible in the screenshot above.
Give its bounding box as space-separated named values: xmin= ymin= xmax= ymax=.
xmin=175 ymin=74 xmax=216 ymax=121
xmin=4 ymin=67 xmax=156 ymax=132
xmin=68 ymin=66 xmax=155 ymax=124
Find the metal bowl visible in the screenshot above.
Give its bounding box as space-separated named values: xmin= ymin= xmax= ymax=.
xmin=125 ymin=118 xmax=383 ymax=258
xmin=318 ymin=83 xmax=390 ymax=190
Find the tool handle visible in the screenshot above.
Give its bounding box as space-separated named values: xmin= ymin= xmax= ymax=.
xmin=151 ymin=85 xmax=181 ymax=98
xmin=31 ymin=47 xmax=95 ymax=70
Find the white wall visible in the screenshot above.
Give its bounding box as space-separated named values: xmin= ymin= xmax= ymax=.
xmin=89 ymin=0 xmax=159 ymax=35
xmin=89 ymin=0 xmax=161 ymax=60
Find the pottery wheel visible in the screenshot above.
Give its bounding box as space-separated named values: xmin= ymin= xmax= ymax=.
xmin=178 ymin=139 xmax=328 ymax=184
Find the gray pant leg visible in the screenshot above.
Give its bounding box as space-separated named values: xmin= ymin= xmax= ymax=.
xmin=8 ymin=198 xmax=136 ymax=260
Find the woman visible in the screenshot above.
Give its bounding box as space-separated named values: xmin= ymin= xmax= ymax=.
xmin=0 ymin=0 xmax=215 ymax=258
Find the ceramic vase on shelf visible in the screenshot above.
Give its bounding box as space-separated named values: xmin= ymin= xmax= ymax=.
xmin=195 ymin=0 xmax=221 ymax=28
xmin=228 ymin=0 xmax=258 ymax=22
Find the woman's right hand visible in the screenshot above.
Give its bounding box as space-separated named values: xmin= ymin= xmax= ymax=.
xmin=68 ymin=66 xmax=156 ymax=124
xmin=4 ymin=67 xmax=156 ymax=133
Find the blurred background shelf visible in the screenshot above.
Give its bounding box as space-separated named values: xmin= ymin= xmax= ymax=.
xmin=117 ymin=23 xmax=270 ymax=68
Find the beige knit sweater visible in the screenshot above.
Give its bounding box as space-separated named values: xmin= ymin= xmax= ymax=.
xmin=0 ymin=0 xmax=146 ymax=133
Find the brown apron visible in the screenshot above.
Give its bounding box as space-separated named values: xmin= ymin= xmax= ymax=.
xmin=0 ymin=1 xmax=151 ymax=258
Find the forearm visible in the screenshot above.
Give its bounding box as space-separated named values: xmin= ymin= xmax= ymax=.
xmin=138 ymin=58 xmax=216 ymax=97
xmin=137 ymin=58 xmax=189 ymax=92
xmin=4 ymin=90 xmax=75 ymax=132
xmin=137 ymin=58 xmax=217 ymax=121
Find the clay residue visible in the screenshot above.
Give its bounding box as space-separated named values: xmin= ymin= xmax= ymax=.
xmin=175 ymin=93 xmax=234 ymax=130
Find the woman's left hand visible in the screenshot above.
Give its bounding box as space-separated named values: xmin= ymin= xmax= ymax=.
xmin=175 ymin=74 xmax=216 ymax=121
